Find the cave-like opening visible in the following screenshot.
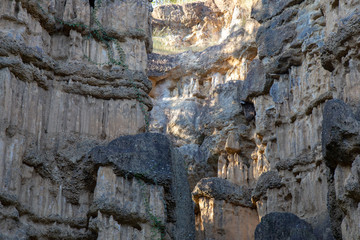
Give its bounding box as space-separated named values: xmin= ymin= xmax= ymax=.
xmin=89 ymin=0 xmax=95 ymax=8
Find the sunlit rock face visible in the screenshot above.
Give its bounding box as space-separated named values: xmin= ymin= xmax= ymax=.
xmin=149 ymin=0 xmax=360 ymax=239
xmin=152 ymin=0 xmax=258 ymax=53
xmin=149 ymin=0 xmax=260 ymax=239
xmin=0 ymin=0 xmax=195 ymax=239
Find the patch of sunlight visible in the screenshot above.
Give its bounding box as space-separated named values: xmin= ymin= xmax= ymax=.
xmin=153 ymin=36 xmax=211 ymax=55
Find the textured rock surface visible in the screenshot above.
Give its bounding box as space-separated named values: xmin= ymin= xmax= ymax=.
xmin=193 ymin=178 xmax=257 ymax=240
xmin=192 ymin=177 xmax=253 ymax=208
xmin=87 ymin=133 xmax=195 ymax=240
xmin=2 ymin=0 xmax=360 ymax=239
xmin=322 ymin=99 xmax=360 ymax=240
xmin=149 ymin=1 xmax=260 ymax=239
xmin=255 ymin=212 xmax=317 ymax=240
xmin=0 ymin=0 xmax=195 ymax=239
xmin=149 ymin=0 xmax=360 ymax=239
xmin=152 ymin=0 xmax=257 ymax=51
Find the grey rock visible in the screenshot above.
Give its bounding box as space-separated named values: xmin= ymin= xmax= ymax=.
xmin=264 ymin=48 xmax=303 ymax=74
xmin=171 ymin=148 xmax=196 ymax=240
xmin=251 ymin=0 xmax=304 ymax=23
xmin=148 ymin=28 xmax=256 ymax=80
xmin=147 ymin=53 xmax=181 ymax=80
xmin=322 ymin=99 xmax=360 ymax=168
xmin=0 ymin=33 xmax=153 ymax=109
xmin=321 ymin=11 xmax=360 ymax=72
xmin=89 ymin=197 xmax=148 ymax=230
xmin=177 ymin=144 xmax=214 ymax=190
xmin=344 ymin=156 xmax=360 ymax=201
xmin=89 ymin=133 xmax=173 ymax=185
xmin=270 ymin=81 xmax=288 ymax=103
xmin=256 ymin=23 xmax=297 ymax=59
xmin=192 ymin=177 xmax=254 ymax=208
xmin=306 ymin=211 xmax=335 ymax=240
xmin=252 ymin=171 xmax=283 ymax=202
xmin=255 ymin=212 xmax=317 ymax=240
xmin=23 ymin=135 xmax=102 ymax=204
xmin=254 ymin=7 xmax=305 ymax=74
xmin=240 ymin=58 xmax=273 ymax=100
xmin=324 ymin=174 xmax=344 ymax=240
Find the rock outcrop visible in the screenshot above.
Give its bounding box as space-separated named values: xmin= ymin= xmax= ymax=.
xmin=255 ymin=212 xmax=317 ymax=240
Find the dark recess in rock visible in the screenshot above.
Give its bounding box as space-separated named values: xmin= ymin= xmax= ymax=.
xmin=255 ymin=212 xmax=317 ymax=240
xmin=241 ymin=101 xmax=256 ymax=122
xmin=89 ymin=0 xmax=95 ymax=8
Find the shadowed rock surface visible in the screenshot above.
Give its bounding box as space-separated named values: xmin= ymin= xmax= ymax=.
xmin=255 ymin=212 xmax=317 ymax=240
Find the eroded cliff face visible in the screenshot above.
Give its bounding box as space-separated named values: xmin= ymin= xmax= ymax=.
xmin=0 ymin=0 xmax=194 ymax=239
xmin=149 ymin=0 xmax=360 ymax=239
xmin=3 ymin=0 xmax=360 ymax=239
xmin=149 ymin=1 xmax=260 ymax=239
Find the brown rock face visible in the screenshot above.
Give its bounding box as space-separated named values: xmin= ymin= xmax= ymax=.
xmin=148 ymin=0 xmax=360 ymax=240
xmin=0 ymin=0 xmax=195 ymax=240
xmin=149 ymin=1 xmax=260 ymax=239
xmin=3 ymin=0 xmax=360 ymax=239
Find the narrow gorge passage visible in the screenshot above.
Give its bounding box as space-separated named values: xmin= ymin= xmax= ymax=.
xmin=148 ymin=0 xmax=360 ymax=239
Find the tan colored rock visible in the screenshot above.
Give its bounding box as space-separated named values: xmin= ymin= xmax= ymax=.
xmin=150 ymin=0 xmax=360 ymax=239
xmin=197 ymin=198 xmax=258 ymax=240
xmin=192 ymin=178 xmax=258 ymax=239
xmin=0 ymin=0 xmax=169 ymax=239
xmin=90 ymin=167 xmax=165 ymax=240
xmin=225 ymin=131 xmax=241 ymax=153
xmin=152 ymin=0 xmax=259 ymax=51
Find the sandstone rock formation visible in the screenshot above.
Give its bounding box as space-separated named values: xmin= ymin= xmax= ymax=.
xmin=2 ymin=0 xmax=360 ymax=239
xmin=148 ymin=0 xmax=360 ymax=239
xmin=149 ymin=1 xmax=260 ymax=239
xmin=152 ymin=0 xmax=256 ymax=52
xmin=0 ymin=0 xmax=194 ymax=239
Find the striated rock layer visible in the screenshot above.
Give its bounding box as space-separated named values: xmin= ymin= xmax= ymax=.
xmin=3 ymin=0 xmax=360 ymax=239
xmin=149 ymin=0 xmax=360 ymax=239
xmin=0 ymin=0 xmax=195 ymax=239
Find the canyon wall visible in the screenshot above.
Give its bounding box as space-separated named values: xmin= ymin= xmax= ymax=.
xmin=2 ymin=0 xmax=360 ymax=239
xmin=149 ymin=0 xmax=360 ymax=239
xmin=0 ymin=0 xmax=194 ymax=239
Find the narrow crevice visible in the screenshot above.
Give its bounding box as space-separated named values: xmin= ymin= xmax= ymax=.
xmin=89 ymin=0 xmax=95 ymax=8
